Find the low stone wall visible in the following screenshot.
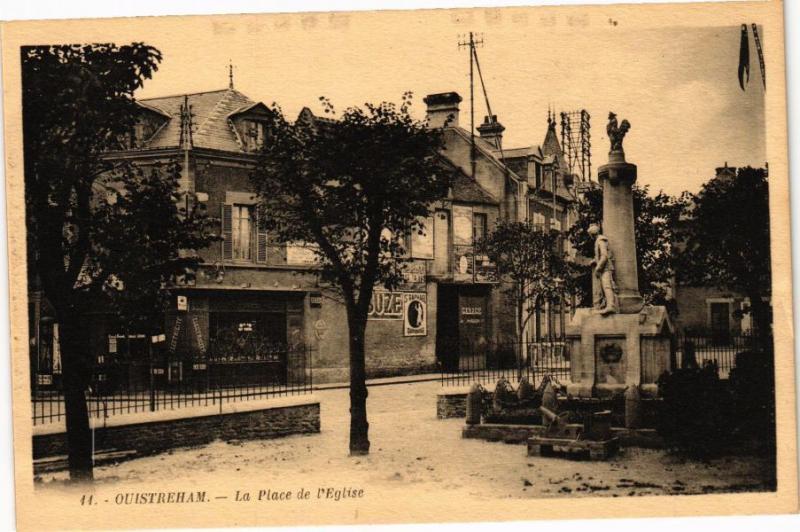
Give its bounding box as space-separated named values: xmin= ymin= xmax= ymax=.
xmin=436 ymin=391 xmax=468 ymax=419
xmin=34 ymin=397 xmax=320 ymax=461
xmin=462 ymin=423 xmax=543 ymax=443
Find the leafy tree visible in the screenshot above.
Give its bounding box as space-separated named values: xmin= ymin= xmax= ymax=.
xmin=23 ymin=44 xmax=218 ymax=480
xmin=678 ymin=167 xmax=771 ymax=336
xmin=92 ymin=164 xmax=219 ymax=333
xmin=250 ymin=94 xmax=450 ymax=455
xmin=567 ymin=184 xmax=688 ymax=307
xmin=479 ymin=221 xmax=578 ymax=378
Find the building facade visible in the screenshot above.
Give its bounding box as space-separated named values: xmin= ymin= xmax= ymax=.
xmin=671 ymin=163 xmax=764 ymax=341
xmin=479 ymin=111 xmax=580 ymax=343
xmin=29 ymin=86 xmax=578 ymax=388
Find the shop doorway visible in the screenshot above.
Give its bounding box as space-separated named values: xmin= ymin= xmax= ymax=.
xmin=435 ymin=284 xmax=491 ymax=372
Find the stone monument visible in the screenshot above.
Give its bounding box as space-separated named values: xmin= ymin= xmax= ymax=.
xmin=565 ymin=113 xmax=673 ymax=400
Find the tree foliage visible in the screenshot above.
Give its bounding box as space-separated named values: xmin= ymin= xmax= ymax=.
xmin=481 ymin=221 xmax=578 ymax=319
xmin=91 ymin=163 xmax=219 ymax=332
xmin=479 ymin=221 xmax=579 ymax=373
xmin=22 ymin=43 xmax=218 ymax=480
xmin=567 ymin=184 xmax=688 ymax=306
xmin=250 ymin=93 xmax=451 ymax=454
xmin=251 ymin=95 xmax=449 ymax=297
xmin=678 ymin=167 xmax=771 ymax=333
xmin=23 ymin=44 xmax=216 ymax=324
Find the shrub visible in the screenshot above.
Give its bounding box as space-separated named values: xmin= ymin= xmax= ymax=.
xmin=728 ymin=349 xmax=775 ymax=449
xmin=656 ymin=364 xmax=731 ymax=457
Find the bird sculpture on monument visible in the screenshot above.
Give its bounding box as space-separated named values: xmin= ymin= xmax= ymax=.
xmin=606 ymin=112 xmax=631 ymax=152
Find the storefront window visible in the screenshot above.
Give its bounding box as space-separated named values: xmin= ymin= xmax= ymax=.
xmin=107 ymin=333 xmax=148 ymax=361
xmin=209 ymin=312 xmax=287 ymax=361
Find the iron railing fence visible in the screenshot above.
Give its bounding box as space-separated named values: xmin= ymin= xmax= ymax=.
xmin=440 ymin=341 xmax=571 ymax=387
xmin=440 ymin=333 xmax=772 ymax=388
xmin=32 ymin=345 xmax=314 ymax=426
xmin=672 ymin=333 xmax=770 ymax=379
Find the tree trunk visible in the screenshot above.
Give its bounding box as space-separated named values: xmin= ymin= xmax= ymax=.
xmin=347 ymin=311 xmax=370 ymax=455
xmin=747 ymin=291 xmax=772 ymax=351
xmin=58 ymin=313 xmax=94 ymax=481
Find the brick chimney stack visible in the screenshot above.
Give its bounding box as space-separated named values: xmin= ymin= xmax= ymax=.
xmin=423 ymin=92 xmax=462 ymax=129
xmin=476 ymin=114 xmax=505 ymax=149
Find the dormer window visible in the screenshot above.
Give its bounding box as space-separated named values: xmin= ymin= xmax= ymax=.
xmin=244 ymin=120 xmax=266 ymax=152
xmin=118 ymin=103 xmax=170 ymax=150
xmin=229 ymin=101 xmax=272 ymax=153
xmin=119 ymin=122 xmax=149 ymax=149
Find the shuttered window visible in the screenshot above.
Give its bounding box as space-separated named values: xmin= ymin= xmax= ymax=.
xmin=221 ymin=202 xmax=267 ymax=263
xmin=255 ymin=205 xmax=268 ymax=263
xmin=222 ymin=204 xmax=233 ymax=260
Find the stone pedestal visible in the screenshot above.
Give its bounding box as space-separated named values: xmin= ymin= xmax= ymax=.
xmin=598 ymin=150 xmax=643 ymax=314
xmin=569 ymin=138 xmax=674 ymax=400
xmin=565 ymin=306 xmax=673 ymax=399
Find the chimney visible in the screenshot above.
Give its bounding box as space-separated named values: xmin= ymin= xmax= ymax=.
xmin=476 ymin=115 xmax=505 ymax=149
xmin=423 ymin=92 xmax=462 ymax=128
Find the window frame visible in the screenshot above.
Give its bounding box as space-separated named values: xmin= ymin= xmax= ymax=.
xmin=221 ymin=192 xmax=268 ymax=264
xmin=244 ymin=120 xmax=266 ymax=152
xmin=231 ymin=203 xmax=254 ymax=261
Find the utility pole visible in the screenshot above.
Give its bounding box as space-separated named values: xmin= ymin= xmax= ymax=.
xmin=458 ymin=32 xmax=484 ymax=180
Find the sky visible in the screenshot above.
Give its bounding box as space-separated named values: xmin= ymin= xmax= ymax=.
xmin=132 ymin=11 xmax=767 ymax=196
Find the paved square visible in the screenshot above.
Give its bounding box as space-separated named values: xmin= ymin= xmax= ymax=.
xmin=37 ymin=381 xmax=775 ymax=498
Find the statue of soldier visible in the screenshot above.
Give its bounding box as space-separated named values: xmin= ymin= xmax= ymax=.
xmin=588 ymin=224 xmax=618 ymax=315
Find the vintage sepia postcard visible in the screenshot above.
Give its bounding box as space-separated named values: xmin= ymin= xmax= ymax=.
xmin=1 ymin=0 xmax=797 ymax=530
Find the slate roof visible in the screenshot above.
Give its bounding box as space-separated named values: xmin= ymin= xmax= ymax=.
xmin=293 ymin=110 xmax=499 ymax=206
xmin=493 ymin=145 xmax=542 ymax=160
xmin=137 ymin=88 xmax=258 ymax=152
xmin=542 ymin=121 xmax=570 ymax=175
xmin=439 ymin=157 xmax=499 ymax=205
xmin=446 ymin=127 xmax=525 ymax=184
xmin=296 ymin=107 xmax=338 ymax=134
xmin=451 ymin=171 xmax=499 ymax=205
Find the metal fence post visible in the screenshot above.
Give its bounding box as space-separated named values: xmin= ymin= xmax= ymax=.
xmin=149 ymin=340 xmax=155 ymax=412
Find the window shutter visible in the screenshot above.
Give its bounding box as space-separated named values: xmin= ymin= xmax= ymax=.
xmin=222 ymin=204 xmax=233 ymax=260
xmin=256 ymin=205 xmax=268 ymax=263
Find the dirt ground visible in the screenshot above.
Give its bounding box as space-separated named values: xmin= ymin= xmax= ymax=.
xmin=37 ymin=380 xmax=775 ymax=499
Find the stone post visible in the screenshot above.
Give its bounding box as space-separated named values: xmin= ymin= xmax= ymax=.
xmin=597 ymin=150 xmax=644 ymax=314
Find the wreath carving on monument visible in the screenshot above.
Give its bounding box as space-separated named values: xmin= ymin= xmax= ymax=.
xmin=599 ymin=343 xmax=623 ymax=364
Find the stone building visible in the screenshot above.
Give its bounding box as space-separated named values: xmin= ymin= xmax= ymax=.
xmin=478 ymin=110 xmax=579 ymax=343
xmin=28 ymin=85 xmax=577 ymax=389
xmin=671 ymin=163 xmax=763 ymax=341
xmin=420 ymin=92 xmax=524 ymax=370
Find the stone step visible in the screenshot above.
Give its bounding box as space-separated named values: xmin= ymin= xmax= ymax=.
xmin=527 ymin=436 xmax=620 ymax=461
